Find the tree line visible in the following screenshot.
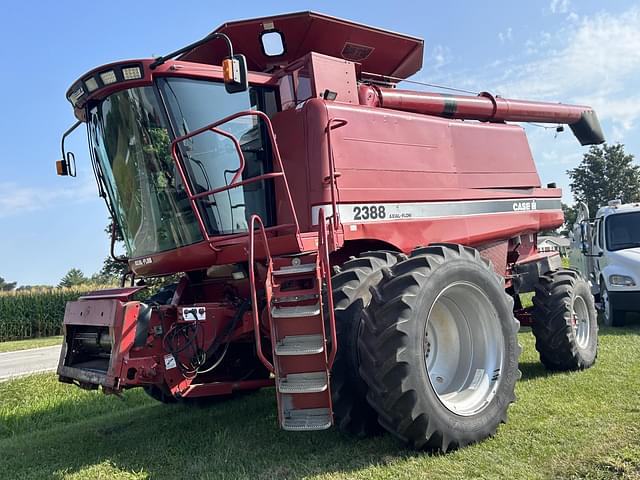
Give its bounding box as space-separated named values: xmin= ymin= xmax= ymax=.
xmin=561 ymin=143 xmax=640 ymax=234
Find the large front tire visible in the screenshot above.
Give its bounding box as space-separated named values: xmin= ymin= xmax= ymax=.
xmin=532 ymin=269 xmax=598 ymax=370
xmin=359 ymin=244 xmax=520 ymax=451
xmin=330 ymin=251 xmax=403 ymax=437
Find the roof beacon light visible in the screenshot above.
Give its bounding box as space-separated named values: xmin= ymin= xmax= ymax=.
xmin=122 ymin=66 xmax=142 ymax=80
xmin=99 ymin=70 xmax=117 ymax=85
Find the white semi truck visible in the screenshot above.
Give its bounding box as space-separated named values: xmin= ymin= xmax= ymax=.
xmin=571 ymin=200 xmax=640 ymax=326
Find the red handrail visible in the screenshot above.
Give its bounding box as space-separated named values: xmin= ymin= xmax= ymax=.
xmin=209 ymin=126 xmax=246 ymax=185
xmin=325 ymin=118 xmax=348 ymax=231
xmin=188 ymin=172 xmax=284 ymax=200
xmin=248 ymin=214 xmax=275 ymax=373
xmin=168 ymin=110 xmax=301 ymax=250
xmin=318 ymin=208 xmax=338 ymax=369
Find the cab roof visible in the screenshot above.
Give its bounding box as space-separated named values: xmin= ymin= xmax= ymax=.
xmin=597 ymin=202 xmax=640 ymax=218
xmin=178 ymin=11 xmax=424 ymax=80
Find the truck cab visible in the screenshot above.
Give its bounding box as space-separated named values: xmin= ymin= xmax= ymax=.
xmin=571 ymin=200 xmax=640 ymax=326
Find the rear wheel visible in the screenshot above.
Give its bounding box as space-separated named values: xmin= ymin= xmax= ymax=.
xmin=601 ymin=281 xmax=626 ymax=327
xmin=359 ymin=244 xmax=520 ymax=451
xmin=532 ymin=269 xmax=598 ymax=370
xmin=330 ymin=250 xmax=403 ymax=437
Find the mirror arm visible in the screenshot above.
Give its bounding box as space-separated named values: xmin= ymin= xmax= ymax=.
xmin=150 ymin=33 xmax=234 ymax=70
xmin=110 ymin=222 xmax=129 ymax=264
xmin=59 ymin=120 xmax=82 ymax=177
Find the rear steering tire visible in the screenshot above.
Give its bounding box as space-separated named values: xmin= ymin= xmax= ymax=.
xmin=532 ymin=269 xmax=598 ymax=370
xmin=358 ymin=244 xmax=520 ymax=451
xmin=330 ymin=250 xmax=403 ymax=437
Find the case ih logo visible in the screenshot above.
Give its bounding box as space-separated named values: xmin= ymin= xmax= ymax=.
xmin=512 ymin=200 xmax=537 ymax=212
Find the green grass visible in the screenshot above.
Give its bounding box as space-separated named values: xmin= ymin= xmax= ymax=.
xmin=0 ymin=336 xmax=63 ymax=353
xmin=1 ymin=322 xmax=639 ymax=480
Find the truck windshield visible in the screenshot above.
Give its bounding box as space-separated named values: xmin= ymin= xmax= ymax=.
xmin=89 ymin=87 xmax=202 ymax=258
xmin=606 ymin=211 xmax=640 ymax=251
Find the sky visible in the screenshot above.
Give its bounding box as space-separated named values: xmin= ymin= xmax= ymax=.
xmin=1 ymin=0 xmax=639 ymax=286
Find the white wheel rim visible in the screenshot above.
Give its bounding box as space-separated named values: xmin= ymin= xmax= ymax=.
xmin=573 ymin=295 xmax=591 ymax=348
xmin=423 ymin=281 xmax=505 ymax=417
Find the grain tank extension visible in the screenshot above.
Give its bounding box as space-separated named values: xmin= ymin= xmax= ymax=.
xmin=55 ymin=11 xmax=601 ymax=451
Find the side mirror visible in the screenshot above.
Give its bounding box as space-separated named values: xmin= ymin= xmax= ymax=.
xmin=579 ymin=221 xmax=590 ymax=254
xmin=56 ymin=151 xmax=76 ymax=177
xmin=223 ymin=54 xmax=248 ymax=94
xmin=58 ymin=120 xmax=81 ymax=177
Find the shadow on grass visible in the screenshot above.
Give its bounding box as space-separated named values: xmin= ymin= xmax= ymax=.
xmin=598 ymin=314 xmax=640 ymax=335
xmin=518 ymin=361 xmax=557 ymax=381
xmin=0 ymin=388 xmax=419 ymax=480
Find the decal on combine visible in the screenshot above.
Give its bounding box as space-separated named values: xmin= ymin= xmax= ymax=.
xmin=164 ymin=354 xmax=177 ymax=370
xmin=133 ymin=257 xmax=153 ymax=267
xmin=312 ymin=198 xmax=561 ymax=225
xmin=512 ymin=200 xmax=537 ymax=211
xmin=182 ymin=307 xmax=206 ymax=321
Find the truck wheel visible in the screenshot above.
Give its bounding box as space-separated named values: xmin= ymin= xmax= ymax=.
xmin=358 ymin=244 xmax=520 ymax=451
xmin=330 ymin=250 xmax=403 ymax=437
xmin=532 ymin=270 xmax=598 ymax=370
xmin=601 ymin=281 xmax=626 ymax=327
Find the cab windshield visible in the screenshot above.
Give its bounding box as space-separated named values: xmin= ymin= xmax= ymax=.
xmin=606 ymin=211 xmax=640 ymax=251
xmin=88 ymin=79 xmax=277 ymax=258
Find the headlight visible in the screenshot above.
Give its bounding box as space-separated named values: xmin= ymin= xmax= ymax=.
xmin=609 ymin=274 xmax=636 ymax=287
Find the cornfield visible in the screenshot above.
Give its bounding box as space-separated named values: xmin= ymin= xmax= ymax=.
xmin=0 ymin=287 xmax=96 ymax=341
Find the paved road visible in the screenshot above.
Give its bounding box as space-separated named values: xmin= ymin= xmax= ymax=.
xmin=0 ymin=345 xmax=61 ymax=382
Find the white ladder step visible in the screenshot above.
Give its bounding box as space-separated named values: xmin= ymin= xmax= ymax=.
xmin=278 ymin=372 xmax=328 ymax=394
xmin=275 ymin=334 xmax=324 ymax=356
xmin=273 ymin=263 xmax=316 ymax=276
xmin=282 ymin=408 xmax=332 ymax=431
xmin=271 ymin=302 xmax=321 ymax=318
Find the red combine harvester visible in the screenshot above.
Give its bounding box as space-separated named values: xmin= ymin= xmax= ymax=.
xmin=56 ymin=12 xmax=603 ymax=451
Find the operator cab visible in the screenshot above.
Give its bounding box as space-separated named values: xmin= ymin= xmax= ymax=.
xmin=86 ymin=76 xmax=278 ymax=258
xmin=59 ymin=49 xmax=284 ymax=270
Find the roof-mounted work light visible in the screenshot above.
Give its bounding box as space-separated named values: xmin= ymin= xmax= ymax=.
xmin=66 ymin=63 xmax=145 ymax=109
xmin=99 ymin=70 xmax=117 ymax=85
